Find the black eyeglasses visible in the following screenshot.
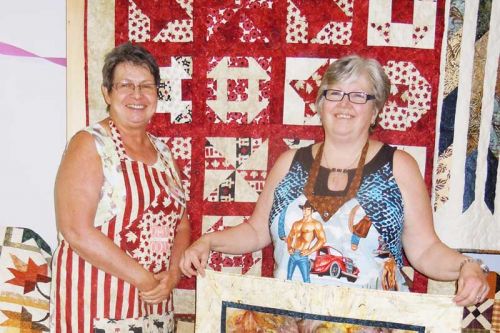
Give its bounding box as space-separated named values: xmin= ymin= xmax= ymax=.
xmin=323 ymin=89 xmax=376 ymax=104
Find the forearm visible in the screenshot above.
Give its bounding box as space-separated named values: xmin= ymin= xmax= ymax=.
xmin=168 ymin=217 xmax=191 ymax=283
xmin=307 ymin=240 xmax=325 ymax=255
xmin=409 ymin=241 xmax=466 ymax=281
xmin=205 ymin=221 xmax=270 ymax=255
xmin=62 ymin=226 xmax=155 ymax=290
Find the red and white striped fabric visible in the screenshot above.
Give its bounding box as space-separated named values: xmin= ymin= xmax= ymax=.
xmin=50 ymin=120 xmax=185 ymax=333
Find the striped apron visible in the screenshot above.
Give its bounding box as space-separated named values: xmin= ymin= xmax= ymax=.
xmin=50 ymin=121 xmax=185 ymax=333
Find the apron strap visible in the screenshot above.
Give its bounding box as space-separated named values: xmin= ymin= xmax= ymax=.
xmin=109 ymin=120 xmax=128 ymax=160
xmin=110 ymin=119 xmax=186 ymax=207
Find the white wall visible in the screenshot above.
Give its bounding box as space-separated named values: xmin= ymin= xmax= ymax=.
xmin=0 ymin=0 xmax=66 ymax=249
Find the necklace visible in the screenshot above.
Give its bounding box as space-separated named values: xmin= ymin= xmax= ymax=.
xmin=323 ymin=148 xmax=362 ymax=175
xmin=303 ymin=140 xmax=369 ymax=220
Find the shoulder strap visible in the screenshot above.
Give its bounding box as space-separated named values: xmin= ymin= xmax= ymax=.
xmin=108 ymin=120 xmax=127 ymax=160
xmin=149 ymin=135 xmax=187 ymax=207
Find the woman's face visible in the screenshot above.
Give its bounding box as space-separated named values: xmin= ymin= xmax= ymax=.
xmin=102 ymin=62 xmax=158 ymax=129
xmin=319 ymin=73 xmax=378 ymax=141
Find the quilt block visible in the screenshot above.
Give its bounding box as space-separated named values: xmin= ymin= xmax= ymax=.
xmin=0 ymin=227 xmax=52 ymax=332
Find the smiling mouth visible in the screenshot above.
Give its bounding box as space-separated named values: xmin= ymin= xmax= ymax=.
xmin=127 ymin=104 xmax=146 ymax=110
xmin=334 ymin=113 xmax=353 ymax=119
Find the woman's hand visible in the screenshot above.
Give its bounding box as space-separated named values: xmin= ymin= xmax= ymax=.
xmin=179 ymin=236 xmax=211 ymax=278
xmin=139 ymin=269 xmax=181 ymax=304
xmin=136 ymin=271 xmax=160 ymax=293
xmin=453 ymin=261 xmax=490 ymax=306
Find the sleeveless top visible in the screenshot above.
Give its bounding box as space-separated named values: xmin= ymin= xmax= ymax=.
xmin=50 ymin=122 xmax=185 ymax=333
xmin=269 ymin=144 xmax=409 ymax=291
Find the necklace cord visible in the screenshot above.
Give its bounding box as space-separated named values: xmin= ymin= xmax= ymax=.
xmin=303 ymin=140 xmax=369 ymax=220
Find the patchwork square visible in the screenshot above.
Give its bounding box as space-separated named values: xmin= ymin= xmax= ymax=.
xmin=367 ymin=0 xmax=437 ymax=49
xmin=206 ymin=57 xmax=271 ymax=124
xmin=205 ymin=0 xmax=274 ymax=43
xmin=283 ymin=57 xmax=334 ymax=125
xmin=204 ymin=137 xmax=268 ymax=202
xmin=0 ymin=227 xmax=51 ymax=332
xmin=128 ymin=0 xmax=193 ymax=42
xmin=462 ymin=299 xmax=494 ymax=330
xmin=157 ymin=56 xmax=193 ymax=124
xmin=286 ymin=0 xmax=353 ymax=45
xmin=202 ymin=216 xmax=262 ymax=275
xmin=380 ymin=61 xmax=432 ymax=131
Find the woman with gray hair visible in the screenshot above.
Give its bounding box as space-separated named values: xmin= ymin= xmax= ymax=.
xmin=51 ymin=43 xmax=190 ymax=332
xmin=181 ymin=54 xmax=488 ymax=306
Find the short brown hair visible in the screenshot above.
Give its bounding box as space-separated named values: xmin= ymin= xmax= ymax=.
xmin=101 ymin=42 xmax=160 ymax=91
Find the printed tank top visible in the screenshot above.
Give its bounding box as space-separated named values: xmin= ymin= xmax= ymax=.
xmin=269 ymin=144 xmax=409 ymax=291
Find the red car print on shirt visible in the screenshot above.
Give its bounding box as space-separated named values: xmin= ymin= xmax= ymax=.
xmin=309 ymin=246 xmax=360 ymax=282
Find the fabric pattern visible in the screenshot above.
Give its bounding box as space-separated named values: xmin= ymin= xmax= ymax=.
xmin=50 ymin=123 xmax=185 ymax=332
xmin=0 ymin=227 xmax=52 ymax=332
xmin=461 ymin=272 xmax=500 ymax=332
xmin=367 ymin=0 xmax=438 ymax=49
xmin=286 ymin=0 xmax=354 ymax=45
xmin=202 ymin=216 xmax=262 ymax=275
xmin=79 ymin=0 xmax=500 ymax=322
xmin=357 ymin=163 xmax=405 ymax=266
xmin=269 ymin=144 xmax=408 ymax=291
xmin=433 ymin=0 xmax=499 ymax=252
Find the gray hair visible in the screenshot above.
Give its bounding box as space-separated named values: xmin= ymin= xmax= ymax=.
xmin=102 ymin=42 xmax=160 ymax=91
xmin=315 ymin=55 xmax=390 ymax=115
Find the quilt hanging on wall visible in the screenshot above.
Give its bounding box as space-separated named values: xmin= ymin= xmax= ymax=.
xmin=433 ymin=0 xmax=499 ymax=253
xmin=70 ymin=0 xmax=499 ymax=324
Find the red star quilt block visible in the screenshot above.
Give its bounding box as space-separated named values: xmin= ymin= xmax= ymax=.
xmin=286 ymin=0 xmax=353 ymax=44
xmin=0 ymin=227 xmax=51 ymax=332
xmin=128 ymin=0 xmax=193 ymax=43
xmin=283 ymin=57 xmax=332 ymax=125
xmin=205 ymin=0 xmax=274 ymax=43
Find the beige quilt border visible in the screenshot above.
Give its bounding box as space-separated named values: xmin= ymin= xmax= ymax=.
xmin=196 ymin=270 xmax=463 ymax=332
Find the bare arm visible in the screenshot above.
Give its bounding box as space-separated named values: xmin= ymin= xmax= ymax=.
xmin=55 ymin=131 xmax=157 ymax=292
xmin=394 ymin=150 xmax=488 ymax=305
xmin=286 ymin=223 xmax=297 ymax=253
xmin=167 ymin=212 xmax=191 ymax=282
xmin=179 ymin=148 xmax=297 ymax=277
